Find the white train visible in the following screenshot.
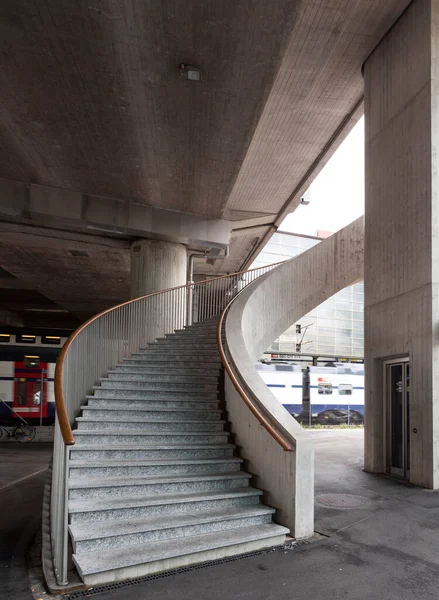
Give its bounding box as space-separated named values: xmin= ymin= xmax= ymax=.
xmin=255 ymin=362 xmax=365 ymax=424
xmin=0 ymin=331 xmax=68 ymax=424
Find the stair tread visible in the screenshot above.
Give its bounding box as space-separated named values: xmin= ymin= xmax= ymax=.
xmin=69 ymin=505 xmax=275 ymax=541
xmin=69 ymin=487 xmax=263 ymax=513
xmin=70 ymin=442 xmax=234 ymax=450
xmin=81 ymin=406 xmax=221 ymax=413
xmin=86 ymin=388 xmax=218 ymax=402
xmin=93 ymin=386 xmax=218 ymax=390
xmin=73 ymin=430 xmax=227 ymax=437
xmin=108 ymin=371 xmax=218 ymax=376
xmin=69 ymin=472 xmax=251 ymax=489
xmin=72 ymin=524 xmax=289 ymax=576
xmin=70 ymin=457 xmax=241 ymax=466
xmin=76 ymin=417 xmax=224 ymax=423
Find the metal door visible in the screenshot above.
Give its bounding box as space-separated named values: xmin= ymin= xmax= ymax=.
xmin=384 ymin=359 xmax=410 ymax=478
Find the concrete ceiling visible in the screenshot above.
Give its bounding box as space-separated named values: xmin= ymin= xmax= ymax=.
xmin=0 ymin=0 xmax=411 ymax=326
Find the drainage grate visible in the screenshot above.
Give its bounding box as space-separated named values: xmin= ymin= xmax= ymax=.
xmin=63 ymin=542 xmax=302 ymax=599
xmin=316 ymin=493 xmax=367 ymax=509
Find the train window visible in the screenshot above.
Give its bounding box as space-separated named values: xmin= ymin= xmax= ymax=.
xmin=41 ymin=335 xmax=61 ymax=345
xmin=24 ymin=355 xmax=40 ymax=368
xmin=17 ymin=334 xmax=36 ymax=344
xmin=318 ymin=382 xmax=333 ymax=395
xmin=16 ymin=380 xmax=27 ymax=405
xmin=339 ymin=383 xmax=353 ymax=396
xmin=0 ymin=334 xmax=11 ymax=343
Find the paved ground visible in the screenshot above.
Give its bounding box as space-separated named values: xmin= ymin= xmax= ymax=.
xmin=0 ymin=443 xmax=52 ymax=600
xmin=4 ymin=431 xmax=439 ymax=600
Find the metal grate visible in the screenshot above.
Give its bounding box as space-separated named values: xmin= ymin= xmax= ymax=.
xmin=63 ymin=541 xmax=303 ymax=599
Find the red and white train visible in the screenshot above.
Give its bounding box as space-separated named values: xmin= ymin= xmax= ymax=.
xmin=0 ymin=330 xmax=69 ymax=424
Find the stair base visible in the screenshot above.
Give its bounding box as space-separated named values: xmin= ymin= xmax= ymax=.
xmin=75 ymin=529 xmax=288 ymax=586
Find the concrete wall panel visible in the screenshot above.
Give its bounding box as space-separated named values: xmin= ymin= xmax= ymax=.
xmin=224 ymin=217 xmax=363 ymax=537
xmin=364 ymin=0 xmax=439 ymax=488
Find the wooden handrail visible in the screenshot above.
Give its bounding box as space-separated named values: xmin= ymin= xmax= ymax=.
xmin=216 ymin=296 xmax=293 ymax=452
xmin=55 ymin=260 xmax=286 ymax=446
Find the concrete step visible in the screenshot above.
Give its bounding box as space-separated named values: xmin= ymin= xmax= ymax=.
xmin=68 ymin=472 xmax=252 ymax=500
xmin=69 ymin=443 xmax=236 ymax=460
xmin=114 ymin=364 xmax=220 ymax=374
xmin=146 ymin=334 xmax=217 ymax=350
xmin=145 ymin=341 xmax=218 ymax=350
xmin=86 ymin=398 xmax=220 ymax=410
xmin=68 ymin=488 xmax=263 ymax=524
xmin=122 ymin=357 xmax=221 ymax=365
xmin=91 ymin=388 xmax=219 ymax=399
xmin=73 ymin=430 xmax=229 ymax=445
xmin=68 ymin=457 xmax=243 ymax=477
xmin=98 ymin=380 xmax=218 ymax=391
xmin=106 ymin=372 xmax=219 ymax=383
xmin=163 ymin=333 xmax=219 ymax=340
xmin=75 ymin=418 xmax=225 ymax=432
xmin=70 ymin=505 xmax=275 ymax=553
xmin=80 ymin=407 xmax=223 ymax=421
xmin=72 ymin=523 xmax=288 ymax=585
xmin=134 ymin=347 xmax=220 ymax=356
xmin=76 ymin=417 xmax=224 ymax=435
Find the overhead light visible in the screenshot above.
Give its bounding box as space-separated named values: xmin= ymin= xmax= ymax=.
xmin=23 ymin=308 xmax=69 ymax=313
xmin=178 ymin=63 xmax=201 ymax=81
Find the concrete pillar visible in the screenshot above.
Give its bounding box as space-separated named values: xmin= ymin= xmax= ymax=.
xmin=130 ymin=240 xmax=187 ymax=298
xmin=363 ymin=0 xmax=439 ymax=487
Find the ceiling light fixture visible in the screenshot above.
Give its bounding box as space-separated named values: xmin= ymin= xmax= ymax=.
xmin=178 ymin=63 xmax=201 ymax=81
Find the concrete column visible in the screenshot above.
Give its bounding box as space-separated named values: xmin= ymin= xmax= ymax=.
xmin=130 ymin=239 xmax=187 ymax=298
xmin=363 ymin=0 xmax=439 ymax=487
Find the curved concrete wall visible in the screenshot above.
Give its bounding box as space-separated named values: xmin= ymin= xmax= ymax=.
xmin=224 ymin=217 xmax=364 ymax=537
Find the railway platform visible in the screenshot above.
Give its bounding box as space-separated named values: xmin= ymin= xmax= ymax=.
xmin=3 ymin=432 xmax=439 ymax=600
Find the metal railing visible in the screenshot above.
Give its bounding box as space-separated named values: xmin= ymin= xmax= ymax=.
xmin=50 ymin=261 xmax=283 ymax=586
xmin=216 ymin=298 xmax=292 ymax=451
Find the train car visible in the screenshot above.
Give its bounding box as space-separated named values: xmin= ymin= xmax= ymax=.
xmin=256 ymin=361 xmax=365 ymax=424
xmin=0 ymin=330 xmax=69 ymax=425
xmin=255 ymin=363 xmax=303 ymax=416
xmin=309 ymin=364 xmax=364 ymax=423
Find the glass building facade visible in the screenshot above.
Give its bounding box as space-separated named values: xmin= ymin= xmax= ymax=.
xmin=250 ymin=231 xmax=364 ymax=358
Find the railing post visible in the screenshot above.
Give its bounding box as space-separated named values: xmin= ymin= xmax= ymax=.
xmin=60 ymin=445 xmax=70 ymax=585
xmin=186 ymin=283 xmax=193 ymax=327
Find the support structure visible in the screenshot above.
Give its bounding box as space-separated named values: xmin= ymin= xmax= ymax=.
xmin=364 ymin=0 xmax=439 ymax=488
xmin=130 ymin=239 xmax=187 ymax=298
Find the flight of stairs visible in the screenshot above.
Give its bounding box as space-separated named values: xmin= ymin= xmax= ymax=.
xmin=68 ymin=319 xmax=289 ymax=586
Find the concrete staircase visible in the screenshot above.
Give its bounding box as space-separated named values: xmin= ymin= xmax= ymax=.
xmin=68 ymin=319 xmax=289 ymax=586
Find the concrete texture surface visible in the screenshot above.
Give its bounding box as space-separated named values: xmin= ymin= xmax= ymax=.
xmin=0 ymin=443 xmax=52 ymax=600
xmin=364 ymin=0 xmax=439 ymax=488
xmin=224 ymin=217 xmax=364 ymax=537
xmin=70 ymin=429 xmax=439 ymax=600
xmin=0 ymin=0 xmax=412 ymax=332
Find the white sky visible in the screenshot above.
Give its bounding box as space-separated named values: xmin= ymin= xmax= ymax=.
xmin=280 ymin=116 xmax=365 ymax=237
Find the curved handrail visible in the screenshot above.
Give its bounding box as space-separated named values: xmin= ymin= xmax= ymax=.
xmin=216 ymin=294 xmax=292 ymax=452
xmin=55 ymin=260 xmax=286 ymax=446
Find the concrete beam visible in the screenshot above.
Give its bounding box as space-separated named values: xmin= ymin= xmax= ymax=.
xmin=0 ymin=178 xmax=232 ymax=250
xmin=0 ymin=310 xmax=23 ymax=327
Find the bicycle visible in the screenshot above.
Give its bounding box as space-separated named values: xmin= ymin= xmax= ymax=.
xmin=0 ymin=401 xmax=36 ymax=442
